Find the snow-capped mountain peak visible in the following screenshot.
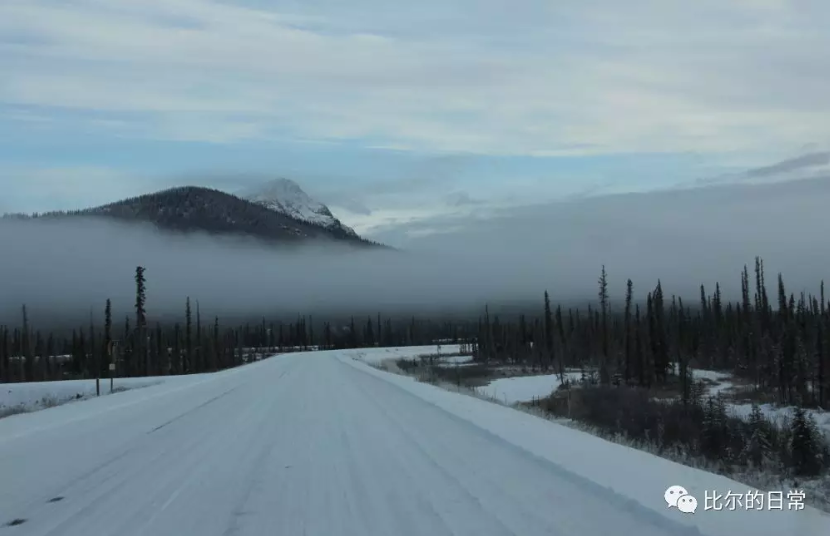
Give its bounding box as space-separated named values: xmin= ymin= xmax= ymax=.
xmin=237 ymin=178 xmax=358 ymax=237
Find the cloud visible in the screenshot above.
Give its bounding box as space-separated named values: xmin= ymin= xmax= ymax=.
xmin=368 ymin=176 xmax=830 ymax=302
xmin=2 ymin=0 xmax=829 ymax=156
xmin=690 ymin=149 xmax=830 ymax=188
xmin=328 ymin=198 xmax=373 ymax=216
xmin=445 ymin=191 xmax=482 ymax=207
xmin=746 ymin=151 xmax=830 ymax=178
xmin=2 ymin=176 xmax=828 ymax=324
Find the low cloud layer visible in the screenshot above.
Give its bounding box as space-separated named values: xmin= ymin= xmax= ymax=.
xmin=746 ymin=151 xmax=830 ymax=178
xmin=2 ymin=177 xmax=829 ymax=325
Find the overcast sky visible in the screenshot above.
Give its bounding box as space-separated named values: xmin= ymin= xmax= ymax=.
xmin=2 ymin=0 xmax=830 ymax=239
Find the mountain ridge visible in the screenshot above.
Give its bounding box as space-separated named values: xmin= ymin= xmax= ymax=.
xmin=2 ymin=185 xmax=385 ymax=249
xmin=236 ymin=178 xmax=359 ymax=238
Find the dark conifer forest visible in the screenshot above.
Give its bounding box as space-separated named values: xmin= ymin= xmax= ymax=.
xmin=2 ymin=257 xmax=829 ymax=485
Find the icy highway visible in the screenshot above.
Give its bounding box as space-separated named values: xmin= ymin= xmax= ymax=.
xmin=1 ymin=352 xmax=827 ymax=536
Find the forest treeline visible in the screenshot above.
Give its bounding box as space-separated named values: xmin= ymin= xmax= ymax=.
xmin=2 ymin=256 xmax=829 ymax=412
xmin=469 ymin=258 xmax=830 ymax=479
xmin=0 ymin=265 xmax=464 ymax=383
xmin=2 ymin=257 xmax=829 ymax=479
xmin=475 ymin=258 xmax=829 ymax=410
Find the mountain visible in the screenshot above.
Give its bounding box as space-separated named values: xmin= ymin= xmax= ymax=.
xmin=237 ymin=178 xmax=359 ymax=238
xmin=3 ymin=186 xmax=383 ymax=248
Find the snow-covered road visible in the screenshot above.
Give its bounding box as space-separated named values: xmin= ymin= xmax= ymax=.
xmin=1 ymin=351 xmax=828 ymax=536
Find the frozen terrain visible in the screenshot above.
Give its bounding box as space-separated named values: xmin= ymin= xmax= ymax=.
xmin=688 ymin=368 xmax=830 ymax=439
xmin=728 ymin=402 xmax=830 ymax=440
xmin=238 ymin=178 xmax=358 ymax=236
xmin=476 ymin=372 xmax=582 ymax=404
xmin=348 ymin=344 xmax=462 ymax=366
xmin=692 ymin=369 xmax=736 ymax=397
xmin=1 ymin=377 xmax=167 ymax=417
xmin=1 ymin=349 xmax=828 ymax=536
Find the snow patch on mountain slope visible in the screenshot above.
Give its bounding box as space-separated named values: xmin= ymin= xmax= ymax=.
xmin=238 ymin=178 xmax=358 ymax=236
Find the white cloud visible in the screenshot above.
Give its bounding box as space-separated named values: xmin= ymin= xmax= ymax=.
xmin=366 ymin=175 xmax=830 ymax=302
xmin=1 ymin=0 xmax=828 ymax=156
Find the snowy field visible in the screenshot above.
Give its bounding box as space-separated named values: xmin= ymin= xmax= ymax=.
xmin=442 ymin=354 xmax=474 ymax=364
xmin=0 ymin=377 xmax=171 ymax=418
xmin=689 ymin=368 xmax=830 ymax=439
xmin=729 ymin=402 xmax=830 ymax=439
xmin=0 ymin=349 xmax=826 ymax=536
xmin=692 ymin=369 xmax=736 ymax=396
xmin=346 ymin=344 xmax=464 ymax=366
xmin=476 ymin=372 xmax=582 ymax=404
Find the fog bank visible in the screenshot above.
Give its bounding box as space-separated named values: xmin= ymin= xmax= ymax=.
xmin=1 ymin=177 xmax=829 ymax=324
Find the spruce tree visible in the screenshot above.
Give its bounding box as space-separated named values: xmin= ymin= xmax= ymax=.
xmin=104 ymin=299 xmax=112 ymax=376
xmin=544 ymin=291 xmax=556 ymax=375
xmin=598 ymin=266 xmax=610 ymax=385
xmin=185 ymin=297 xmax=192 ymax=374
xmin=365 ymin=316 xmax=375 ymax=347
xmin=624 ymin=279 xmax=633 ymax=383
xmin=0 ymin=326 xmax=7 ymax=382
xmin=213 ymin=316 xmax=220 ymax=370
xmin=790 ymin=406 xmax=823 ymax=476
xmin=134 ymin=266 xmax=147 ymax=375
xmin=744 ymin=403 xmax=772 ymax=469
xmin=21 ymin=305 xmax=31 ymax=381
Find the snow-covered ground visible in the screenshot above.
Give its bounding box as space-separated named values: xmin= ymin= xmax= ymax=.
xmin=440 ymin=354 xmax=474 ymax=364
xmin=476 ymin=372 xmax=582 ymax=404
xmin=2 ymin=349 xmax=827 ymax=535
xmin=0 ymin=377 xmax=172 ymax=417
xmin=237 ymin=178 xmax=358 ymax=236
xmin=347 ymin=344 xmax=463 ymax=366
xmin=688 ymin=368 xmax=830 ymax=439
xmin=729 ymin=402 xmax=830 ymax=439
xmin=692 ymin=369 xmax=735 ymax=396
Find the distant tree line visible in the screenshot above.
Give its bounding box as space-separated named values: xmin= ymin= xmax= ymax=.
xmin=470 ymin=257 xmax=830 ymax=478
xmin=0 ymin=266 xmax=463 ymax=383
xmin=474 ymin=257 xmax=829 ymax=410
xmin=3 ymin=257 xmax=829 ymax=478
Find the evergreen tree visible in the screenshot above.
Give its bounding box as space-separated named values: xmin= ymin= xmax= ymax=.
xmin=623 ymin=279 xmax=633 ymax=383
xmin=185 ymin=297 xmax=192 ymax=374
xmin=598 ymin=266 xmax=610 ymax=385
xmin=790 ymin=406 xmax=824 ymax=476
xmin=744 ymin=403 xmax=772 ymax=468
xmin=122 ymin=315 xmax=131 ymax=376
xmin=134 ymin=266 xmax=147 ymax=376
xmin=365 ymin=316 xmax=375 ymax=347
xmin=104 ymin=299 xmax=112 ymax=376
xmin=213 ymin=316 xmax=220 ymax=370
xmin=651 ymin=281 xmax=669 ymax=382
xmin=195 ymin=301 xmax=202 ymax=372
xmin=21 ymin=305 xmax=31 ymax=381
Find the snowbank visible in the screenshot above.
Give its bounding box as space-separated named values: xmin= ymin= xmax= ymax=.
xmin=343 ymin=356 xmax=830 ymax=536
xmin=345 ymin=344 xmax=463 ymax=366
xmin=477 ymin=372 xmax=582 ymax=404
xmin=0 ymin=377 xmax=173 ymax=417
xmin=0 ymin=369 xmax=246 ymax=418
